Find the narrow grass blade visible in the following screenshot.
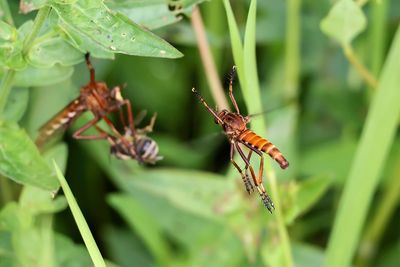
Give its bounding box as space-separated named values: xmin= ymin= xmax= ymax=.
xmin=52 ymin=161 xmax=106 ymax=267
xmin=324 ymin=25 xmax=400 ymax=267
xmin=222 ymin=0 xmax=245 ymax=82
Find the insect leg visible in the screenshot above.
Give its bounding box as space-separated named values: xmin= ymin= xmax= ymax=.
xmin=73 ymin=116 xmax=108 ymax=140
xmin=229 ymin=142 xmax=253 ymax=194
xmin=228 ymin=66 xmax=240 ymax=114
xmin=235 ymin=142 xmax=274 ymax=213
xmin=137 ymin=113 xmax=157 ymax=134
xmin=192 ymin=88 xmax=224 ymax=125
xmin=85 ymin=53 xmax=96 ymax=85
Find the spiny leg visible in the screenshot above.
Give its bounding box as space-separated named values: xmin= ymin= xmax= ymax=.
xmin=192 ymin=88 xmax=224 ymax=125
xmin=228 ymin=66 xmax=240 ymax=114
xmin=235 ymin=142 xmax=274 ymax=213
xmin=230 ymin=142 xmax=253 ymax=194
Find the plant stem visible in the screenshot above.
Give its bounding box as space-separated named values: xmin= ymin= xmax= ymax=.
xmin=0 ymin=70 xmax=16 ymax=114
xmin=22 ymin=6 xmax=51 ymax=55
xmin=369 ymin=0 xmax=388 ymax=77
xmin=243 ymin=1 xmax=293 ymax=266
xmin=285 ymin=0 xmax=301 ymax=99
xmin=0 ymin=0 xmax=15 ymax=26
xmin=356 ymin=149 xmax=400 ymax=267
xmin=0 ymin=6 xmax=50 ymax=114
xmin=191 ymin=6 xmax=229 ymax=110
xmin=343 ymin=44 xmax=378 ymax=89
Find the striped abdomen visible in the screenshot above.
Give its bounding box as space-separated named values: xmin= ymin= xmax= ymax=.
xmin=35 ymin=100 xmax=85 ymax=147
xmin=238 ymin=129 xmax=289 ymax=169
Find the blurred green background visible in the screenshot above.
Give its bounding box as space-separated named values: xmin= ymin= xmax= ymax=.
xmin=1 ymin=0 xmax=400 ymax=267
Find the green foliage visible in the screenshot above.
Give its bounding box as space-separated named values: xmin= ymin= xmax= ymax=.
xmin=320 ymin=0 xmax=366 ymax=45
xmin=0 ymin=121 xmax=59 ymax=190
xmin=0 ymin=0 xmax=399 ymax=267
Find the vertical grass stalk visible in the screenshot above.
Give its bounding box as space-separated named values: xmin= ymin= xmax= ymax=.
xmin=324 ymin=25 xmax=400 ymax=267
xmin=53 ymin=161 xmax=107 ymax=267
xmin=224 ymin=0 xmax=294 ymax=266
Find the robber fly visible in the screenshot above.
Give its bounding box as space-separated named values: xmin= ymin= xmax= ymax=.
xmin=36 ymin=54 xmax=161 ymax=164
xmin=192 ymin=66 xmax=289 ymax=212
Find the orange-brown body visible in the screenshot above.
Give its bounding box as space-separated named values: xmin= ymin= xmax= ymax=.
xmin=217 ymin=109 xmax=289 ymax=169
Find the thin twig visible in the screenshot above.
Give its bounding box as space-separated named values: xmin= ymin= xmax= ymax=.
xmin=191 ymin=6 xmax=229 ymax=110
xmin=343 ymin=44 xmax=378 ymax=88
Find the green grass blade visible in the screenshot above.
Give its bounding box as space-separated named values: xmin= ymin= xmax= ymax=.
xmin=222 ymin=0 xmax=245 ymax=82
xmin=52 ymin=161 xmax=106 ymax=267
xmin=324 ymin=25 xmax=400 ymax=267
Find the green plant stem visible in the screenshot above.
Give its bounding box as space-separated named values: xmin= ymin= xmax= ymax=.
xmin=343 ymin=44 xmax=378 ymax=88
xmin=53 ymin=161 xmax=106 ymax=267
xmin=0 ymin=70 xmax=16 ymax=113
xmin=0 ymin=6 xmax=50 ymax=114
xmin=0 ymin=0 xmax=15 ymax=25
xmin=243 ymin=1 xmax=293 ymax=266
xmin=356 ymin=150 xmax=400 ymax=267
xmin=22 ymin=6 xmax=51 ymax=55
xmin=285 ymin=0 xmax=301 ymax=99
xmin=324 ymin=25 xmax=400 ymax=267
xmin=369 ymin=0 xmax=388 ymax=77
xmin=191 ymin=6 xmax=229 ymax=110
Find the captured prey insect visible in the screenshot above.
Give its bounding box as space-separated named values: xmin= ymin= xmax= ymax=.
xmin=192 ymin=66 xmax=289 ymax=212
xmin=35 ymin=53 xmax=162 ymax=164
xmin=95 ymin=112 xmax=162 ymax=164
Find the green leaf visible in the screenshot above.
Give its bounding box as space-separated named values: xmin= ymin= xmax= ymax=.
xmin=50 ymin=0 xmax=183 ymax=58
xmin=283 ymin=175 xmax=332 ymax=224
xmin=53 ymin=161 xmax=107 ymax=267
xmin=19 ymin=186 xmax=67 ymax=216
xmin=107 ymin=0 xmax=206 ymax=30
xmin=320 ymin=0 xmax=366 ymax=45
xmin=2 ymin=87 xmax=29 ymax=122
xmin=292 ymin=243 xmax=325 ymax=267
xmin=325 ymin=25 xmax=400 ymax=267
xmin=54 ymin=234 xmax=93 ymax=267
xmin=27 ymin=36 xmax=83 ymax=67
xmin=0 ymin=121 xmax=59 ymax=191
xmin=19 ymin=0 xmax=48 ymax=14
xmin=122 ymin=169 xmax=240 ymax=220
xmin=107 ymin=193 xmax=170 ymax=264
xmin=0 ymin=22 xmax=25 ymax=70
xmin=13 ymin=65 xmax=74 ymax=87
xmin=0 ymin=203 xmax=32 ymax=231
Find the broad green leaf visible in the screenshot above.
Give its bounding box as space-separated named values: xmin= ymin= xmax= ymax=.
xmin=320 ymin=0 xmax=366 ymax=45
xmin=28 ymin=36 xmax=83 ymax=67
xmin=292 ymin=243 xmax=325 ymax=267
xmin=2 ymin=87 xmax=29 ymax=122
xmin=13 ymin=65 xmax=74 ymax=87
xmin=0 ymin=21 xmax=15 ymax=40
xmin=282 ymin=176 xmax=332 ymax=224
xmin=19 ymin=186 xmax=67 ymax=216
xmin=0 ymin=121 xmax=59 ymax=191
xmin=50 ymin=0 xmax=183 ymax=58
xmin=107 ymin=193 xmax=170 ymax=264
xmin=58 ymin=22 xmax=115 ymax=59
xmin=54 ymin=234 xmax=93 ymax=267
xmin=102 ymin=227 xmax=153 ymax=267
xmin=122 ymin=169 xmax=240 ymax=220
xmin=106 ymin=0 xmax=206 ymax=30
